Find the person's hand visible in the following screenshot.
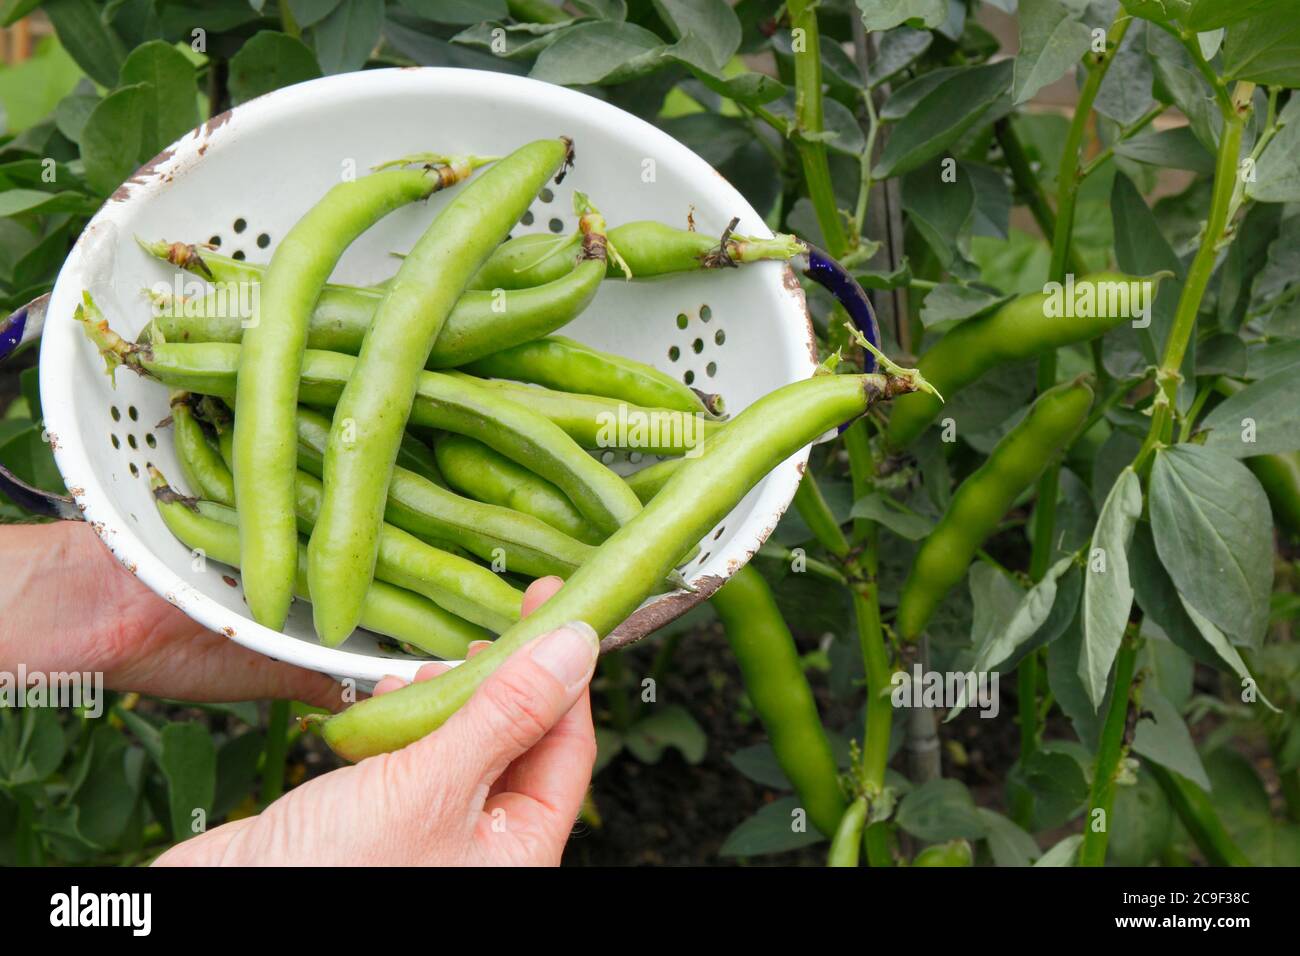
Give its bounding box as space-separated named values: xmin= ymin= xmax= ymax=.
xmin=154 ymin=575 xmax=599 ymax=866
xmin=0 ymin=521 xmax=339 ymax=706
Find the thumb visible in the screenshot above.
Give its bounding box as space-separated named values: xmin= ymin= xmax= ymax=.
xmin=436 ymin=621 xmax=599 ymax=790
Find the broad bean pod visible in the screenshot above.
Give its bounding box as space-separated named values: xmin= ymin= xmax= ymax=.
xmin=318 ymin=366 xmax=926 ymax=760
xmin=169 ymin=393 xmax=234 ymax=506
xmin=885 ymin=272 xmax=1166 ymax=451
xmin=713 ymin=565 xmax=847 ymax=838
xmin=311 ymin=139 xmax=572 ymax=645
xmin=228 ymin=155 xmax=491 ymax=630
xmin=450 ymin=371 xmax=724 ymax=454
xmin=294 ymin=408 xmax=595 ymax=578
xmin=434 ymin=432 xmax=603 ymax=545
xmin=76 ymin=304 xmax=641 ymax=547
xmin=139 ymin=193 xmax=610 ymax=369
xmin=468 ymin=218 xmax=805 ymax=290
xmin=895 ymin=375 xmax=1095 ymax=640
xmin=149 ymin=467 xmax=482 ymax=658
xmin=463 ymin=335 xmax=724 ymax=418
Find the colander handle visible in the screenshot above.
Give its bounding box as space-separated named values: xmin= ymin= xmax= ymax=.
xmin=0 ymin=294 xmax=81 ymax=521
xmin=801 ymin=245 xmax=881 ymax=371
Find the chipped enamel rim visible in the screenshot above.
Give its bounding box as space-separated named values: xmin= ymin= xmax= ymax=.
xmin=40 ymin=68 xmax=817 ymax=683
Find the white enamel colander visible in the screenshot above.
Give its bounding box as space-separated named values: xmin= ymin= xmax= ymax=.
xmin=2 ymin=68 xmax=878 ymax=684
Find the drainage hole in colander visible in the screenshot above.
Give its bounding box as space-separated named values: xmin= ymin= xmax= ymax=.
xmin=706 ymin=361 xmax=717 ymax=377
xmin=700 ymin=304 xmax=712 ymax=322
xmin=692 ymin=338 xmax=703 ymax=354
xmin=127 ymin=405 xmax=139 ymax=421
xmin=520 ymin=210 xmax=534 ymax=227
xmin=257 ymin=233 xmax=270 ymax=249
xmin=668 ymin=345 xmax=680 ymax=362
xmin=697 ymin=552 xmax=710 ymax=565
xmin=713 ymin=526 xmax=726 ymax=540
xmin=209 ymin=235 xmax=222 ymax=248
xmin=110 ymin=434 xmax=119 ymax=449
xmin=600 ymin=450 xmax=615 ymax=465
xmin=126 ymin=434 xmax=137 ymax=450
xmin=232 ymin=250 xmax=246 ymax=261
xmin=145 ymin=433 xmax=156 ymax=448
xmin=714 ymin=329 xmax=726 ymax=346
xmin=233 ymin=218 xmax=247 ymax=233
xmin=539 ymin=188 xmax=554 ymax=203
xmin=222 ymin=575 xmax=238 ymax=588
xmin=548 ymin=218 xmax=564 ymax=234
xmin=629 ymin=451 xmax=643 ymax=464
xmin=110 ymin=406 xmax=121 ymax=422
xmin=129 ymin=463 xmax=139 ymax=477
xmin=676 ymin=313 xmax=688 ymax=330
xmin=683 ymin=370 xmax=695 ymax=385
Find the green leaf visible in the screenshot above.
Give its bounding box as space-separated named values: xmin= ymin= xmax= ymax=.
xmin=855 ymin=0 xmax=947 ymax=32
xmin=120 ymin=41 xmax=200 ymax=159
xmin=1095 ymin=20 xmax=1156 ymax=126
xmin=718 ymin=795 xmax=825 ymax=857
xmin=1120 ymin=0 xmax=1192 ymax=25
xmin=43 ymin=0 xmax=127 ymax=88
xmin=1034 ymin=833 xmax=1083 ymax=865
xmin=1107 ymin=766 xmax=1174 ymax=865
xmin=451 ymin=20 xmax=572 ymax=59
xmin=229 ymin=31 xmax=323 ymax=105
xmin=53 ymin=93 xmax=99 ymax=144
xmin=1205 ymin=748 xmax=1300 ymax=864
xmin=651 ymin=0 xmax=738 ymax=72
xmin=1149 ymin=444 xmax=1273 ymax=646
xmin=849 ymin=492 xmax=934 ymax=540
xmin=0 ymin=189 xmax=91 ymax=218
xmin=975 ymin=808 xmax=1041 ymax=866
xmin=1132 ymin=686 xmax=1211 ymax=790
xmin=873 ymin=60 xmax=1012 ymax=179
xmin=728 ymin=743 xmax=793 ymax=790
xmin=867 ymin=26 xmax=933 ymax=87
xmin=1080 ymin=467 xmax=1142 ymax=709
xmin=895 ymin=779 xmax=987 ymax=841
xmin=1248 ymin=98 xmax=1300 ymax=202
xmin=1012 ymin=0 xmax=1093 ymax=105
xmin=159 ymin=722 xmax=216 ymax=841
xmin=1187 ymin=0 xmax=1294 ymax=31
xmin=902 ymin=160 xmax=975 ymax=270
xmin=310 ymin=0 xmax=385 ymax=74
xmin=1113 ymin=127 xmax=1215 ymax=174
xmin=1200 ymin=369 xmax=1300 ymax=458
xmin=1110 ymin=171 xmax=1181 ymax=362
xmin=919 ymin=284 xmax=1013 ymax=328
xmin=71 ymin=726 xmax=142 ymax=850
xmin=213 ymin=730 xmax=265 ymax=819
xmin=79 ymin=83 xmax=148 ymax=196
xmin=398 ymin=0 xmax=508 ymax=24
xmin=1222 ymin=14 xmax=1300 ymax=86
xmin=1010 ymin=744 xmax=1091 ymax=830
xmin=530 ymin=20 xmax=665 ymax=85
xmin=622 ymin=704 xmax=706 ymax=765
xmin=952 ymin=557 xmax=1079 ymax=720
xmin=289 ymin=0 xmax=344 ymax=28
xmin=0 ymin=0 xmax=44 ymax=27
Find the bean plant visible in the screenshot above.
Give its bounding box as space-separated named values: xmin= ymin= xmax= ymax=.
xmin=1 ymin=0 xmax=1299 ymax=866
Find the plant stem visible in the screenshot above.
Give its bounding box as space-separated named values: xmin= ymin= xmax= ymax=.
xmin=1079 ymin=103 xmax=1167 ymax=179
xmin=261 ymin=699 xmax=291 ymax=805
xmin=1145 ymin=761 xmax=1252 ymax=865
xmin=995 ymin=120 xmax=1086 ymax=276
xmin=1078 ymin=636 xmax=1139 ymax=866
xmin=793 ymin=471 xmax=850 ymax=558
xmin=1136 ymin=80 xmax=1255 ymax=473
xmin=786 ymin=0 xmax=849 ymax=256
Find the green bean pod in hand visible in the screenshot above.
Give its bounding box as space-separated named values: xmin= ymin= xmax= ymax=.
xmin=310 ymin=138 xmax=573 ymax=645
xmin=318 ymin=363 xmax=932 ymax=760
xmin=895 ymin=375 xmax=1095 ymax=641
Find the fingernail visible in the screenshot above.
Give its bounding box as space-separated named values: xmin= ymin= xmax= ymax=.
xmin=531 ymin=621 xmax=599 ymax=690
